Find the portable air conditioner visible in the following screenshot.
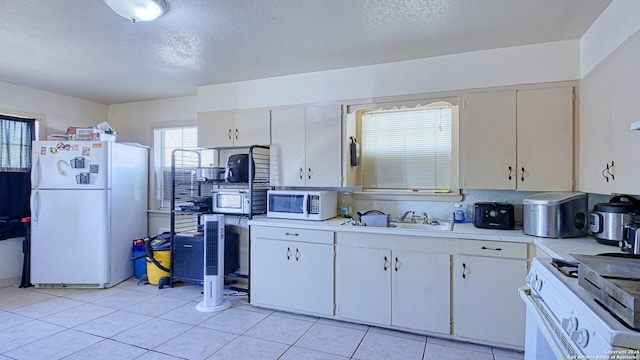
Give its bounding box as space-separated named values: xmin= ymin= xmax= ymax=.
xmin=196 ymin=214 xmax=231 ymax=312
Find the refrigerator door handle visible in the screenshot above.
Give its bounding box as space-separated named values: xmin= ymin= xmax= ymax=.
xmin=31 ymin=153 xmax=40 ymax=188
xmin=30 ymin=190 xmax=38 ymax=226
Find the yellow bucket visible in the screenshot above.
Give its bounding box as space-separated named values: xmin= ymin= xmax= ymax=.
xmin=146 ymin=250 xmax=170 ymax=285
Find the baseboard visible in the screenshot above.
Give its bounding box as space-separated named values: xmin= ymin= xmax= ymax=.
xmin=0 ymin=276 xmax=21 ymax=289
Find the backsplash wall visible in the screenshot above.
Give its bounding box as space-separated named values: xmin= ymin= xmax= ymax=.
xmin=341 ymin=190 xmax=613 ymax=225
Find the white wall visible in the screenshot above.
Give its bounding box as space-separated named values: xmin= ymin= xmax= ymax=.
xmin=0 ymin=81 xmax=107 ymax=138
xmin=198 ymin=40 xmax=580 ymax=112
xmin=580 ymin=0 xmax=640 ymax=78
xmin=107 ymin=96 xmax=197 ymax=145
xmin=0 ymin=81 xmax=107 ymax=284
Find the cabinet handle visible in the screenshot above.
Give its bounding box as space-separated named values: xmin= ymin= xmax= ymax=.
xmin=508 ymin=166 xmax=512 ymax=181
xmin=521 ymin=167 xmax=525 ymax=182
xmin=462 ymin=263 xmax=470 ymax=279
xmin=285 ymin=232 xmax=299 ymax=236
xmin=295 ymin=248 xmax=301 ymax=261
xmin=299 ymin=168 xmax=304 ymax=180
xmin=394 ymin=257 xmax=402 ymax=272
xmin=383 ymin=256 xmax=390 ymax=271
xmin=235 ymin=128 xmax=238 ymax=140
xmin=228 ymin=129 xmax=232 ymax=140
xmin=607 ymin=161 xmax=615 ymax=181
xmin=308 ymin=167 xmax=312 ymax=179
xmin=286 ymin=247 xmax=292 ymax=260
xmin=481 ymin=246 xmax=502 ymax=251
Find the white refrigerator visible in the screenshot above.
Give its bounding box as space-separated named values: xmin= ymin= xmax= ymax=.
xmin=30 ymin=141 xmax=148 ymax=288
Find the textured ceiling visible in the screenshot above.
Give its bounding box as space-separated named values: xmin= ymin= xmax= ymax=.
xmin=0 ymin=0 xmax=612 ymax=104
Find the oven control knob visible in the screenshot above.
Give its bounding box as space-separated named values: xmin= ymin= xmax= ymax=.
xmin=570 ymin=329 xmax=589 ymax=348
xmin=525 ymin=273 xmax=537 ymax=285
xmin=532 ymin=278 xmax=543 ymax=291
xmin=561 ymin=317 xmax=578 ymax=333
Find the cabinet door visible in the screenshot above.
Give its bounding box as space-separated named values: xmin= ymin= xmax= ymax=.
xmin=516 ymin=87 xmax=574 ymax=191
xmin=234 ymin=110 xmax=271 ymax=147
xmin=456 ymin=255 xmax=527 ymax=348
xmin=250 ymin=238 xmax=293 ymax=308
xmin=392 ymin=250 xmax=451 ymax=334
xmin=609 ymin=62 xmax=640 ymax=194
xmin=197 ymin=112 xmax=234 ymax=148
xmin=579 ymin=72 xmax=613 ymax=194
xmin=270 ymin=107 xmax=306 ymax=186
xmin=292 ymin=242 xmax=334 ymax=315
xmin=463 ymin=91 xmax=516 ymax=189
xmin=336 ymin=246 xmax=391 ymax=325
xmin=305 ymin=105 xmax=343 ymax=187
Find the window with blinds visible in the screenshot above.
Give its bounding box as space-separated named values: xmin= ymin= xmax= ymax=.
xmin=0 ymin=115 xmax=35 ymax=172
xmin=361 ymin=103 xmax=453 ymax=192
xmin=154 ymin=126 xmax=213 ymax=209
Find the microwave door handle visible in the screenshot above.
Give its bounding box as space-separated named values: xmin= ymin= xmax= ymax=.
xmin=305 ymin=194 xmax=310 ymax=216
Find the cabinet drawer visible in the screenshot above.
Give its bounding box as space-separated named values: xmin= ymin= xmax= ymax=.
xmin=458 ymin=239 xmax=528 ymax=259
xmin=251 ymin=226 xmax=334 ymax=245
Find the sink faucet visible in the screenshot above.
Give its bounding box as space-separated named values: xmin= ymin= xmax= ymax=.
xmin=400 ymin=211 xmax=416 ymax=223
xmin=421 ymin=212 xmax=429 ymax=224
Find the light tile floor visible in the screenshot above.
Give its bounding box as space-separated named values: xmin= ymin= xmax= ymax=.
xmin=0 ymin=278 xmax=524 ymax=360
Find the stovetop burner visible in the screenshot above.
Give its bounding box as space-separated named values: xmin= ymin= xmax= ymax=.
xmin=551 ymin=258 xmax=579 ymax=278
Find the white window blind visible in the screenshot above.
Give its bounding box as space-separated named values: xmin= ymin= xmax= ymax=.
xmin=154 ymin=126 xmax=214 ymax=209
xmin=361 ymin=104 xmax=452 ymax=191
xmin=162 ymin=127 xmax=199 ymax=167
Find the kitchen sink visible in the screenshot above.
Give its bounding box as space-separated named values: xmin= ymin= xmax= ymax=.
xmin=389 ymin=220 xmax=454 ymax=231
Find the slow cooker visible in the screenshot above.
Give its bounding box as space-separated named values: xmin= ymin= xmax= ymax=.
xmin=588 ymin=195 xmax=640 ymax=246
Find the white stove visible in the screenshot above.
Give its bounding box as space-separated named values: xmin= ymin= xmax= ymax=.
xmin=520 ymin=257 xmax=640 ymax=359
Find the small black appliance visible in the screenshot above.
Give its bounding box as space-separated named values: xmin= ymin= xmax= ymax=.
xmin=225 ymin=154 xmax=255 ymax=183
xmin=473 ymin=202 xmax=515 ymax=230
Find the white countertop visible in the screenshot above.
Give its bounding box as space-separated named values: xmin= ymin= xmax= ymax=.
xmin=248 ymin=215 xmax=619 ymax=260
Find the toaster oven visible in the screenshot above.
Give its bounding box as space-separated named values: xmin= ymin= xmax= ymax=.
xmin=212 ymin=189 xmax=267 ymax=215
xmin=473 ymin=202 xmax=515 ymax=230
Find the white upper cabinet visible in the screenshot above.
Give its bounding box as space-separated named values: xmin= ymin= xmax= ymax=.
xmin=579 ymin=36 xmax=640 ymax=195
xmin=462 ymin=90 xmax=516 ymax=189
xmin=271 ymin=104 xmax=343 ymax=187
xmin=270 ymin=107 xmax=306 ymax=186
xmin=305 ymin=105 xmax=343 ymax=187
xmin=516 ymin=87 xmax=574 ymax=191
xmin=462 ymin=86 xmax=574 ymax=191
xmin=197 ymin=109 xmax=271 ymax=148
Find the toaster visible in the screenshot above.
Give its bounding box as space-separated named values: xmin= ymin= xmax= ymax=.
xmin=473 ymin=202 xmax=515 ymax=230
xmin=621 ymin=223 xmax=640 ymax=255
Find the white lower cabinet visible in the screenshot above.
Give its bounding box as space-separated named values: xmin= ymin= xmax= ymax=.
xmin=336 ymin=246 xmax=391 ymax=325
xmin=249 ymin=224 xmax=529 ymax=349
xmin=336 ymin=233 xmax=452 ymax=334
xmin=250 ymin=226 xmax=334 ymax=315
xmin=455 ymin=240 xmax=528 ymax=348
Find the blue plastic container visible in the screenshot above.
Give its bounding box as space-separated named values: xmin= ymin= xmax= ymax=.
xmin=133 ymin=245 xmax=147 ymax=279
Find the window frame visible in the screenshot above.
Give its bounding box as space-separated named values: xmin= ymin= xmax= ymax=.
xmin=347 ymin=96 xmax=461 ymax=201
xmin=152 ymin=124 xmax=200 ymax=210
xmin=0 ymin=114 xmax=37 ymax=172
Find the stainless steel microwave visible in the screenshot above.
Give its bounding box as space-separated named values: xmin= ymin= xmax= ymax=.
xmin=212 ymin=189 xmax=266 ymax=215
xmin=267 ymin=190 xmax=337 ymax=220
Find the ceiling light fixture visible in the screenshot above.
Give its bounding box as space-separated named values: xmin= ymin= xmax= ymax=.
xmin=104 ymin=0 xmax=168 ymax=23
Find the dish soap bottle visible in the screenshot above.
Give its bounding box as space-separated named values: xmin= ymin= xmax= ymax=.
xmin=340 ymin=202 xmax=353 ymax=217
xmin=453 ymin=204 xmax=466 ymax=223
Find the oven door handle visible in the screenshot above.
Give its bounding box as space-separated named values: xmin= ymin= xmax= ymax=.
xmin=519 ymin=286 xmax=572 ymax=360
